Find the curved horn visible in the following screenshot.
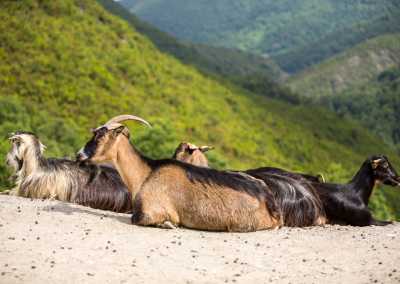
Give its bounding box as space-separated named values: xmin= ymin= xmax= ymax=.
xmin=105 ymin=115 xmax=152 ymax=129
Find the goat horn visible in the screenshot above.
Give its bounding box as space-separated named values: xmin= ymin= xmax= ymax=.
xmin=105 ymin=115 xmax=152 ymax=129
xmin=9 ymin=134 xmax=21 ymax=140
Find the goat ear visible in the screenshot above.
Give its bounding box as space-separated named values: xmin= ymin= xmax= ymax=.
xmin=187 ymin=144 xmax=198 ymax=150
xmin=199 ymin=146 xmax=215 ymax=153
xmin=372 ymin=159 xmax=381 ymax=169
xmin=113 ymin=126 xmax=125 ymax=137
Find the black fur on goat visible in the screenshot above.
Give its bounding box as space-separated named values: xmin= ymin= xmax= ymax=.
xmin=311 ymin=154 xmax=400 ymax=226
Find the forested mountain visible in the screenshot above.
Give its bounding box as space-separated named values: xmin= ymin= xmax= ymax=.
xmin=119 ymin=0 xmax=400 ymax=56
xmin=273 ymin=7 xmax=400 ymax=73
xmin=327 ymin=63 xmax=400 ymax=151
xmin=96 ymin=0 xmax=286 ymax=81
xmin=285 ymin=32 xmax=400 ymax=166
xmin=1 ymin=0 xmax=399 ymax=219
xmin=287 ymin=34 xmax=400 ymax=99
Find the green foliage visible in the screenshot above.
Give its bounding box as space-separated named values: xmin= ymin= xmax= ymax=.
xmin=120 ymin=0 xmax=399 ymax=56
xmin=273 ymin=7 xmax=400 ymax=73
xmin=0 ymin=97 xmax=31 ymax=191
xmin=1 ymin=0 xmax=399 ymax=220
xmin=232 ymin=72 xmax=301 ymax=105
xmin=368 ymin=187 xmax=392 ymax=221
xmin=133 ymin=118 xmax=179 ymax=159
xmin=322 ymin=163 xmax=354 ymax=184
xmin=328 ymin=63 xmax=400 ymax=151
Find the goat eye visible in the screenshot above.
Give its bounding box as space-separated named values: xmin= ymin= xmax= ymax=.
xmin=381 ymin=162 xmax=389 ymax=169
xmin=94 ymin=132 xmax=104 ymax=141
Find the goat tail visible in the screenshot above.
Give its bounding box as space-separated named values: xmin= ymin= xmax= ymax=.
xmin=314 ymin=174 xmax=325 ymax=183
xmin=268 ymin=177 xmax=326 ymax=227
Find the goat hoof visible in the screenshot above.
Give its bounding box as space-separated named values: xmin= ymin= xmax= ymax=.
xmin=160 ymin=221 xmax=176 ymax=229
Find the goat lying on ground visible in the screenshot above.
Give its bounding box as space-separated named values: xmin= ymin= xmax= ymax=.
xmin=76 ymin=115 xmax=325 ymax=231
xmin=311 ymin=155 xmax=400 ymax=226
xmin=172 ymin=142 xmax=326 ymax=227
xmin=5 ymin=131 xmax=132 ymax=213
xmin=173 ymin=144 xmax=399 ymax=226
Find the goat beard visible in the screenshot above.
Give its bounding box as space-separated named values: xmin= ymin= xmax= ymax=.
xmin=8 ymin=157 xmax=23 ymax=183
xmin=9 ymin=171 xmax=20 ymax=183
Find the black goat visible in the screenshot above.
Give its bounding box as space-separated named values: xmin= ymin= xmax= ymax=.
xmin=312 ymin=154 xmax=400 ymax=226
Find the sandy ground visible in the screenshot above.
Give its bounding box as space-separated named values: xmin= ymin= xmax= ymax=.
xmin=0 ymin=195 xmax=399 ymax=284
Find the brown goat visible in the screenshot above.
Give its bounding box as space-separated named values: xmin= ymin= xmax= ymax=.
xmin=76 ymin=115 xmax=286 ymax=232
xmin=172 ymin=142 xmax=326 ymax=227
xmin=5 ymin=131 xmax=132 ymax=213
xmin=171 ymin=143 xmax=215 ymax=168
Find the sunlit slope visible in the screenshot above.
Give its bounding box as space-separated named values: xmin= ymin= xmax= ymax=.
xmin=0 ymin=0 xmax=399 ymax=180
xmin=287 ymin=34 xmax=400 ymax=99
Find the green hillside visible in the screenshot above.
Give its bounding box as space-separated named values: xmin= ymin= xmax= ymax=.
xmin=287 ymin=34 xmax=400 ymax=99
xmin=1 ymin=0 xmax=399 ymax=219
xmin=119 ymin=0 xmax=400 ymax=56
xmin=328 ymin=63 xmax=400 ymax=151
xmin=95 ymin=0 xmax=285 ymax=81
xmin=273 ymin=7 xmax=400 ymax=73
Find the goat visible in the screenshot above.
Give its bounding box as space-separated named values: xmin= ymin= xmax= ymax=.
xmin=75 ymin=115 xmax=325 ymax=230
xmin=5 ymin=131 xmax=133 ymax=213
xmin=311 ymin=155 xmax=400 ymax=226
xmin=171 ymin=143 xmax=215 ymax=168
xmin=172 ymin=142 xmax=326 ymax=227
xmin=75 ymin=115 xmax=288 ymax=232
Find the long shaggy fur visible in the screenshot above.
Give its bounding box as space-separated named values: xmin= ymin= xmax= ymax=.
xmin=172 ymin=143 xmax=326 ymax=227
xmin=6 ymin=131 xmax=132 ymax=213
xmin=244 ymin=170 xmax=325 ymax=227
